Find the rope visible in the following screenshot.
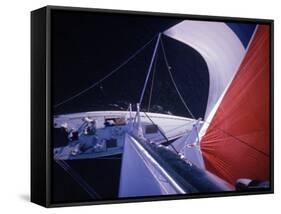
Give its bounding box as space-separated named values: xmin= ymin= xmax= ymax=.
xmin=201 ymin=119 xmax=269 ymax=157
xmin=160 ymin=38 xmax=196 ymax=119
xmin=54 ymin=35 xmax=157 ymax=108
xmin=159 ymin=38 xmax=267 ymax=158
xmin=143 ymin=112 xmax=168 ymax=141
xmin=160 ymin=39 xmax=267 ymax=157
xmin=143 ymin=111 xmax=178 ymax=154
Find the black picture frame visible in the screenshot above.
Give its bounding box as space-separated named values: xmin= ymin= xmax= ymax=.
xmin=31 ymin=5 xmax=274 ymax=208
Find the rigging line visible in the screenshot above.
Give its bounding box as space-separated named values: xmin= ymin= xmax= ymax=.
xmin=169 ymin=143 xmax=179 ymax=154
xmin=143 ymin=111 xmax=178 ymax=154
xmin=160 ymin=39 xmax=266 ymax=156
xmin=124 ymin=104 xmax=131 ymax=117
xmin=147 ymin=49 xmax=158 ymax=112
xmin=143 ymin=112 xmax=168 ymax=142
xmin=159 ymin=39 xmax=267 ymax=157
xmin=160 ymin=38 xmax=196 ymax=120
xmin=57 ymin=160 xmax=101 ymax=199
xmin=139 ymin=33 xmax=162 ymax=106
xmin=54 ymin=35 xmax=157 ymax=108
xmin=201 ymin=119 xmax=269 ymax=157
xmin=55 ymin=159 xmax=101 ymax=199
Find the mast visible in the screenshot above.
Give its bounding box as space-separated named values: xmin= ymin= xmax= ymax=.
xmin=131 ymin=33 xmax=162 ymax=139
xmin=139 ymin=33 xmax=162 ymax=106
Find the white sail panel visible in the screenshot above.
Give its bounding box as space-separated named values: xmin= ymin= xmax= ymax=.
xmin=164 ymin=21 xmax=246 ymax=137
xmin=119 ymin=134 xmax=185 ymax=197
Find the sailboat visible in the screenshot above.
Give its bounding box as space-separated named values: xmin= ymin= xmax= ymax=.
xmin=53 ymin=20 xmax=270 ymax=199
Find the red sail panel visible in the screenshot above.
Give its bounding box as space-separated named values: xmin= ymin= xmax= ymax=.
xmin=201 ymin=25 xmax=270 ymax=186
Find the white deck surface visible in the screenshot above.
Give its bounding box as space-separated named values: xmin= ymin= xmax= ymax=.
xmin=53 ymin=111 xmax=196 ymax=160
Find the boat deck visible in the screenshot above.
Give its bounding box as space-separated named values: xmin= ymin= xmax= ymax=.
xmin=53 ymin=111 xmax=196 ymax=160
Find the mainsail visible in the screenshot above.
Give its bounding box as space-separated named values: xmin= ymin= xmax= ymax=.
xmin=200 ymin=25 xmax=270 ymax=185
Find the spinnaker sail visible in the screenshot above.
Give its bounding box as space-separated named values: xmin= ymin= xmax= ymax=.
xmin=200 ymin=25 xmax=270 ymax=185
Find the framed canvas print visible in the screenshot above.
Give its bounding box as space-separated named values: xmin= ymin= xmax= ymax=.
xmin=31 ymin=5 xmax=274 ymax=207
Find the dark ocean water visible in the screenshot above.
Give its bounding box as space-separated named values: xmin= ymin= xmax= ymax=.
xmin=50 ymin=9 xmax=256 ymax=203
xmin=52 ymin=156 xmax=122 ymax=203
